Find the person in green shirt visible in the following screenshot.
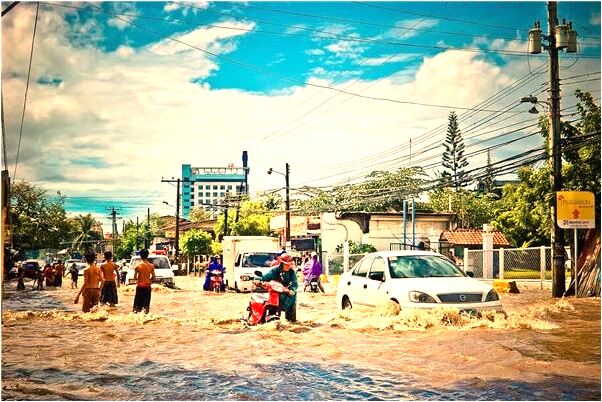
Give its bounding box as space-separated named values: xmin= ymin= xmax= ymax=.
xmin=259 ymin=253 xmax=298 ymax=322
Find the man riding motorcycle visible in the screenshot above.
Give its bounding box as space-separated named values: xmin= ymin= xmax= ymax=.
xmin=256 ymin=253 xmax=298 ymax=322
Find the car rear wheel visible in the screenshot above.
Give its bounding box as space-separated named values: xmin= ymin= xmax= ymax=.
xmin=342 ymin=295 xmax=352 ymax=310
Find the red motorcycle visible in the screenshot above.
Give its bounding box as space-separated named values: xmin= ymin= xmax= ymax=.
xmin=244 ymin=271 xmax=289 ymax=325
xmin=209 ymin=269 xmax=223 ymax=293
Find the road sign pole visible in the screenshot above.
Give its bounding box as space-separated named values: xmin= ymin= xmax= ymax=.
xmin=574 ymin=228 xmax=578 ymax=298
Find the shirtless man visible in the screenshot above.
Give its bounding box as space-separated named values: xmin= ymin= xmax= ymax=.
xmin=74 ymin=253 xmax=104 ymax=312
xmin=99 ymin=251 xmax=120 ymax=307
xmin=132 ymin=249 xmax=155 ymax=314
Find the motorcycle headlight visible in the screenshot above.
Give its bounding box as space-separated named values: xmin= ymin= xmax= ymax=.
xmin=408 ymin=291 xmax=437 ymax=303
xmin=485 ymin=289 xmax=499 ymax=302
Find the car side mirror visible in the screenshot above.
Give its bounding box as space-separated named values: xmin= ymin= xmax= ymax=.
xmin=466 ymin=271 xmax=474 ymax=278
xmin=254 ymin=270 xmax=263 ymax=278
xmin=368 ymin=272 xmax=384 ymax=282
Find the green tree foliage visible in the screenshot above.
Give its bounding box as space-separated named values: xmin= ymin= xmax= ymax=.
xmin=442 ymin=111 xmax=469 ymax=190
xmin=480 ymin=149 xmax=495 ymax=194
xmin=8 ymin=181 xmax=72 ymax=253
xmin=335 ymin=240 xmax=377 ymax=254
xmin=295 ymin=167 xmax=427 ymax=214
xmin=214 ymin=198 xmax=275 ymax=238
xmin=493 ymin=90 xmax=600 ymax=246
xmin=189 ymin=207 xmax=213 ymax=222
xmin=210 ymin=240 xmax=222 ymax=255
xmin=180 ymin=229 xmax=212 ymax=256
xmin=491 ymin=167 xmax=552 ymax=247
xmin=70 ymin=213 xmax=102 ymax=253
xmin=427 ymin=188 xmax=497 ymax=229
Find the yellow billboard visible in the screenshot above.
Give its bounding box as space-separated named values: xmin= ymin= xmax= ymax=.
xmin=556 ymin=191 xmax=595 ymax=229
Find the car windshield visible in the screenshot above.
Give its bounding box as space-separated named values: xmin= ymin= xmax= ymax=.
xmin=388 ymin=255 xmax=466 ymax=278
xmin=131 ymin=257 xmax=170 ymax=269
xmin=242 ymin=253 xmax=279 ymax=267
xmin=23 ymin=262 xmax=39 ymax=269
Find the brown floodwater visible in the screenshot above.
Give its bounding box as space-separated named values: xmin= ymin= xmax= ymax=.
xmin=1 ymin=276 xmax=600 ymax=400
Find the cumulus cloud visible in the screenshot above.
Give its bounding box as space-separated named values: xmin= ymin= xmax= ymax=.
xmin=163 ymin=1 xmax=208 ymax=16
xmin=2 ymin=3 xmax=599 ymax=227
xmin=107 ymin=2 xmax=139 ymax=31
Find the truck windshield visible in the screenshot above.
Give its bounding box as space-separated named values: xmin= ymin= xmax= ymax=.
xmin=242 ymin=253 xmax=279 ymax=268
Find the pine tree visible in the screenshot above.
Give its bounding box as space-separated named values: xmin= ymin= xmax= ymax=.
xmin=442 ymin=111 xmax=469 ymax=190
xmin=482 ymin=149 xmax=495 ymax=193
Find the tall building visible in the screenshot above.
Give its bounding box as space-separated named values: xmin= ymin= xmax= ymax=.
xmin=181 ymin=151 xmax=249 ymax=219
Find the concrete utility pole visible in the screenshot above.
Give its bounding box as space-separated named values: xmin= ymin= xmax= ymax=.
xmin=285 ymin=163 xmax=290 ymax=245
xmin=548 ymin=1 xmax=566 ymax=297
xmin=146 ymin=208 xmax=150 ymax=249
xmin=162 ymin=178 xmax=181 ymax=266
xmin=525 ymin=2 xmax=577 ymax=296
xmin=106 ymin=207 xmax=120 ymax=253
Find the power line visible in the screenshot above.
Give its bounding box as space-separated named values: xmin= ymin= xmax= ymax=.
xmin=13 ymin=1 xmax=39 ymax=181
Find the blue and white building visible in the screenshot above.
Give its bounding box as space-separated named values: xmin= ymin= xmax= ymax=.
xmin=181 ymin=151 xmax=249 ymax=219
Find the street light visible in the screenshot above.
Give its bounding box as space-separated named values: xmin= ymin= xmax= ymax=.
xmin=267 ymin=163 xmax=290 ymax=247
xmin=520 ymin=95 xmax=551 ymax=114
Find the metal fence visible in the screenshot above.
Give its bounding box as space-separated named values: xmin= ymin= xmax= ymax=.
xmin=465 ymin=246 xmax=571 ymax=283
xmin=321 ymin=253 xmax=366 ymax=275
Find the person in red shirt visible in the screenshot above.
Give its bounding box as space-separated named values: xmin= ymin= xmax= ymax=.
xmin=132 ymin=249 xmax=155 ymax=314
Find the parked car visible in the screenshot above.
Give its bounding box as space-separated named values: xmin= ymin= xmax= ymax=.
xmin=126 ymin=254 xmax=175 ymax=286
xmin=336 ymin=251 xmax=502 ymax=314
xmin=20 ymin=260 xmax=43 ymax=279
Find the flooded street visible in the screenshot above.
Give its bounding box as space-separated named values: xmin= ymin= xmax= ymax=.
xmin=2 ymin=276 xmax=600 ymax=400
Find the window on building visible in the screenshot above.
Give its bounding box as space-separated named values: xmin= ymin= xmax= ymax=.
xmin=205 ymin=192 xmax=210 ymax=197
xmin=213 ymin=192 xmax=218 ymax=197
xmin=227 ymin=185 xmax=233 ymax=190
xmin=205 ymin=185 xmax=211 ymax=190
xmin=220 ymin=192 xmax=224 ymax=197
xmin=220 ymin=185 xmax=225 ymax=190
xmin=213 ymin=185 xmax=217 ymax=190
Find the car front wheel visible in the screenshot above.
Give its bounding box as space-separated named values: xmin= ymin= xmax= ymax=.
xmin=341 ymin=295 xmax=352 ymax=310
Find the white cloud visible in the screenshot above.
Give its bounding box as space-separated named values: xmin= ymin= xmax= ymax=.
xmin=305 ymin=48 xmax=325 ymax=56
xmin=380 ymin=18 xmax=440 ymax=40
xmin=360 ymin=54 xmax=416 ymax=66
xmin=2 ymin=3 xmax=600 ymax=230
xmin=163 ymin=1 xmax=209 ymax=16
xmin=591 ymin=12 xmax=601 ymax=26
xmin=286 ymin=24 xmax=307 ymax=35
xmin=107 ymin=2 xmax=139 ymax=31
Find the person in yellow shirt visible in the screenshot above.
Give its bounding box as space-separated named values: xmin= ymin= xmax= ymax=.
xmin=74 ymin=253 xmax=104 ymax=312
xmin=132 ymin=249 xmax=155 ymax=314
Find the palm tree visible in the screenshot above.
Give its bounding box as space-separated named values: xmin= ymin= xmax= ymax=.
xmin=71 ymin=214 xmax=102 ymax=253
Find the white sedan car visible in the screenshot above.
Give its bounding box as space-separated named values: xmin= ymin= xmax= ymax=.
xmin=336 ymin=251 xmax=502 ymax=313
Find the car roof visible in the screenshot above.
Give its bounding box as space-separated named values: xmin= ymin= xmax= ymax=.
xmin=360 ymin=250 xmax=441 ymax=258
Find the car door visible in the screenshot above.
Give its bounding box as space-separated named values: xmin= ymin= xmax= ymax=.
xmin=349 ymin=256 xmax=373 ymax=306
xmin=339 ymin=256 xmax=373 ymax=304
xmin=364 ymin=257 xmax=388 ymax=306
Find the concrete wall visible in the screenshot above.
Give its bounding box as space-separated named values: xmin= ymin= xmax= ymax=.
xmin=367 ymin=214 xmax=452 ymax=251
xmin=320 ymin=213 xmax=363 ymax=255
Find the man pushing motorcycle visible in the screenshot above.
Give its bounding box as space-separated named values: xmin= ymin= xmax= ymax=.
xmin=256 ymin=253 xmax=298 ymax=322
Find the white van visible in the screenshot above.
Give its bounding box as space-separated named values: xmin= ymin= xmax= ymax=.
xmin=126 ymin=254 xmax=175 ymax=286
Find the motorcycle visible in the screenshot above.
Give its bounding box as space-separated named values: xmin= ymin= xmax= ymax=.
xmin=243 ymin=270 xmax=289 ymax=325
xmin=209 ymin=269 xmax=223 ymax=293
xmin=308 ymin=276 xmax=320 ymax=293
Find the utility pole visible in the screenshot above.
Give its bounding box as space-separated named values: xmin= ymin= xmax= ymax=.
xmin=136 ymin=217 xmax=139 ymax=250
xmin=548 ymin=2 xmax=566 ymax=297
xmin=285 ymin=162 xmax=290 ymax=246
xmin=106 ymin=207 xmax=120 ymax=253
xmin=526 ymin=2 xmax=577 ymax=297
xmin=146 ymin=208 xmax=150 ymax=249
xmin=161 ymin=178 xmax=182 ymax=267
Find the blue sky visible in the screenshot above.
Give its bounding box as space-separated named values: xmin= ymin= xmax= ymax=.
xmin=2 ymin=1 xmax=600 ymax=232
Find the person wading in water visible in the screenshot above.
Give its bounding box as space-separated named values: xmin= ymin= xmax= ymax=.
xmin=74 ymin=253 xmax=104 ymax=312
xmin=132 ymin=249 xmax=155 ymax=314
xmin=100 ymin=251 xmax=120 ymax=307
